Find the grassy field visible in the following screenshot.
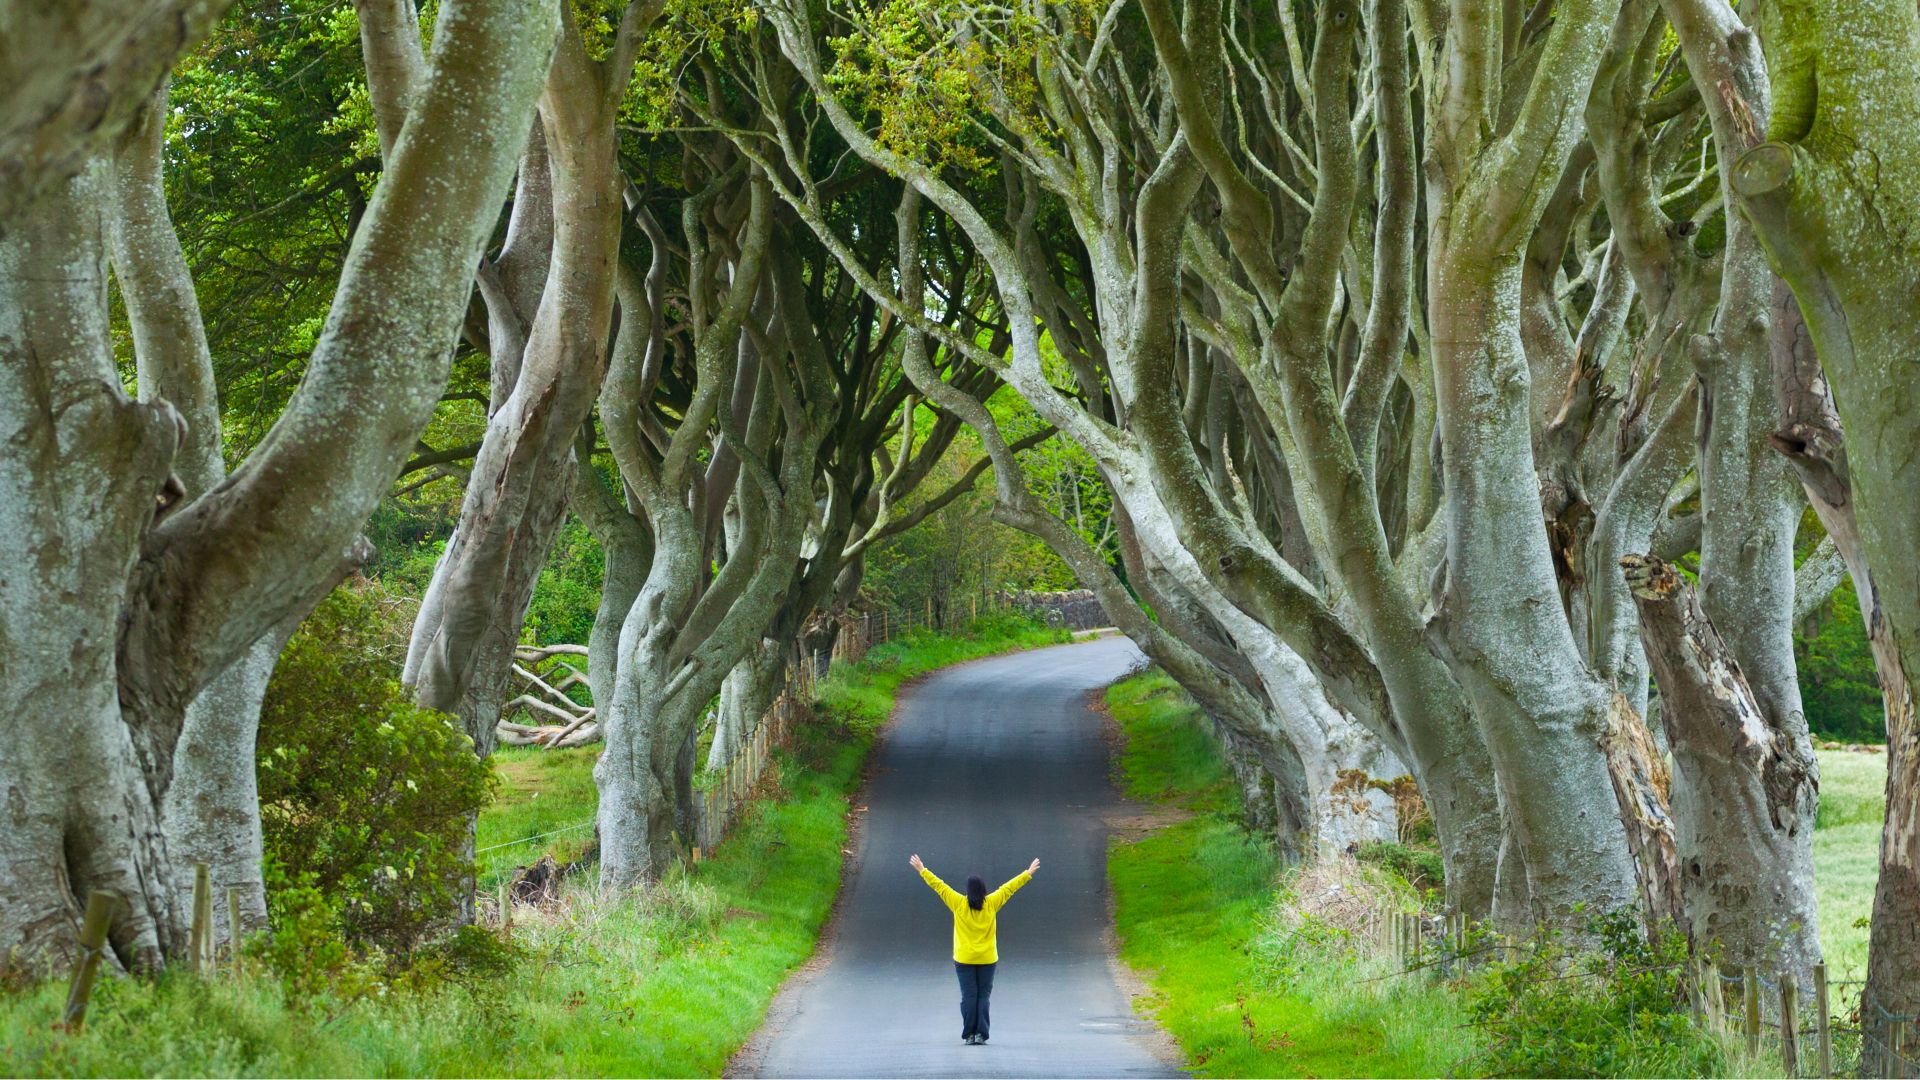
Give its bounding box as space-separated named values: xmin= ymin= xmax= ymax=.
xmin=1812 ymin=747 xmax=1886 ymax=983
xmin=0 ymin=615 xmax=1066 ymax=1078
xmin=1105 ymin=671 xmax=1478 ymax=1078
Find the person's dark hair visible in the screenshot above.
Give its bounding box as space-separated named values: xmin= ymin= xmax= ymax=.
xmin=966 ymin=875 xmax=987 ymax=910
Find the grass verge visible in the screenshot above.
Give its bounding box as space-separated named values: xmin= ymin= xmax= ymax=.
xmin=1106 ymin=670 xmax=1476 ymax=1077
xmin=0 ymin=614 xmax=1066 ymax=1078
xmin=1107 ymin=673 xmax=1889 ymax=1078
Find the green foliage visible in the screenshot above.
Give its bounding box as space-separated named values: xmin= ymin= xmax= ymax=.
xmin=525 ymin=518 xmax=605 ymax=646
xmin=159 ymin=0 xmax=384 ymax=455
xmin=1465 ymin=911 xmax=1724 ymax=1079
xmin=258 ymin=585 xmax=494 ymax=956
xmin=1798 ymin=579 xmax=1887 ymax=743
xmin=1353 ymin=841 xmax=1445 ymax=895
xmin=861 ymin=428 xmax=1082 ymax=612
xmin=622 ymin=0 xmax=758 ymax=129
xmin=824 ymin=0 xmax=1049 ymax=170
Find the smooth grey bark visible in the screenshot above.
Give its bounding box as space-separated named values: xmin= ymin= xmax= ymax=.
xmin=405 ymin=4 xmax=651 ymax=759
xmin=597 ymin=182 xmax=840 ymax=887
xmin=0 ymin=163 xmax=185 ymax=971
xmin=1420 ymin=0 xmax=1645 ymax=923
xmin=1715 ymin=0 xmax=1920 ymax=1026
xmin=105 ymin=80 xmax=287 ymax=941
xmin=1623 ymin=555 xmax=1821 ymax=974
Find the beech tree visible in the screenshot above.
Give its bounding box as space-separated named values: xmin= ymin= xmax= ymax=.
xmin=1691 ymin=0 xmax=1920 ymax=1039
xmin=0 ymin=0 xmax=557 ymax=968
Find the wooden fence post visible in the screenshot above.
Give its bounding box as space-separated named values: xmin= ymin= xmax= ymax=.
xmin=189 ymin=862 xmax=211 ymax=974
xmin=226 ymin=887 xmax=242 ymax=970
xmin=1780 ymin=974 xmax=1800 ymax=1076
xmin=1744 ymin=966 xmax=1761 ymax=1055
xmin=1813 ymin=963 xmax=1832 ymax=1079
xmin=498 ymin=877 xmax=512 ymax=930
xmin=60 ymin=891 xmax=119 ymax=1031
xmin=1707 ymin=962 xmax=1727 ymax=1035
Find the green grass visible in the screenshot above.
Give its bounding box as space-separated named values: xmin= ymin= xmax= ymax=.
xmin=1105 ymin=670 xmax=1477 ymax=1077
xmin=1813 ymin=747 xmax=1886 ymax=984
xmin=1104 ymin=678 xmax=1894 ymax=1078
xmin=0 ymin=615 xmax=1067 ymax=1078
xmin=477 ymin=746 xmax=601 ymax=887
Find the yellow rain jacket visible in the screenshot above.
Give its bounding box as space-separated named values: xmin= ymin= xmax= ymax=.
xmin=919 ymin=867 xmax=1032 ymax=964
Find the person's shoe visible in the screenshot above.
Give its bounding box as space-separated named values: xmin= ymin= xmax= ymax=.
xmin=977 ymin=1035 xmax=989 ymax=1045
xmin=967 ymin=1035 xmax=984 ymax=1045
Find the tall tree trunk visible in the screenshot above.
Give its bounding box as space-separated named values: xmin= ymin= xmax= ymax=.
xmin=1705 ymin=0 xmax=1920 ymax=1038
xmin=1623 ymin=555 xmax=1821 ymax=973
xmin=407 ymin=14 xmax=634 ymax=755
xmin=1426 ymin=245 xmax=1642 ymax=924
xmin=0 ymin=165 xmax=184 ymax=969
xmin=1 ymin=0 xmax=558 ymax=964
xmin=105 ymin=81 xmax=284 ymax=942
xmin=158 ymin=639 xmax=278 ymax=941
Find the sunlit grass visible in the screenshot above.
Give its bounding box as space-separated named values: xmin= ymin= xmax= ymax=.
xmin=477 ymin=746 xmax=601 ymax=887
xmin=1813 ymin=747 xmax=1885 ymax=985
xmin=1105 ymin=670 xmax=1477 ymax=1078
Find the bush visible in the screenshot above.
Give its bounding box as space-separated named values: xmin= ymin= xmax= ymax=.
xmin=258 ymin=585 xmax=495 ymax=957
xmin=1464 ymin=909 xmax=1724 ymax=1078
xmin=1355 ymin=840 xmax=1445 ymax=895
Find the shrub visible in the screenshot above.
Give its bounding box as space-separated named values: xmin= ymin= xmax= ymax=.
xmin=1355 ymin=840 xmax=1445 ymax=895
xmin=258 ymin=585 xmax=495 ymax=957
xmin=1464 ymin=909 xmax=1724 ymax=1078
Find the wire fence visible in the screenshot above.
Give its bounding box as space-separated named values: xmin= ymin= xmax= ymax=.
xmin=1363 ymin=904 xmax=1918 ymax=1078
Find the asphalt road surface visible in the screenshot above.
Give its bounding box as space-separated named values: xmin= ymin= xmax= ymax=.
xmin=742 ymin=635 xmax=1184 ymax=1079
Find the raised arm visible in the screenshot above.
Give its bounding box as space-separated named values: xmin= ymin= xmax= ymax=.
xmin=910 ymin=853 xmax=963 ymax=910
xmin=987 ymin=860 xmax=1039 ymax=911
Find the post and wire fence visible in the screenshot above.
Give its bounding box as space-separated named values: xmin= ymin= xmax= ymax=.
xmin=1366 ymin=903 xmax=1916 ymax=1078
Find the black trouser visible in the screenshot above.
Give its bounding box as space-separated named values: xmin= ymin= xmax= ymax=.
xmin=955 ymin=961 xmax=997 ymax=1040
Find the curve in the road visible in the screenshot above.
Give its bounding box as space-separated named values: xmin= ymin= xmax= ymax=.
xmin=740 ymin=635 xmax=1184 ymax=1079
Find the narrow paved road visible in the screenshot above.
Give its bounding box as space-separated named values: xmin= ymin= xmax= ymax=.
xmin=743 ymin=636 xmax=1182 ymax=1079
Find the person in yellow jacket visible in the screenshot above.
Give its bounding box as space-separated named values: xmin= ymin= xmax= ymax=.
xmin=909 ymin=852 xmax=1039 ymax=1045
